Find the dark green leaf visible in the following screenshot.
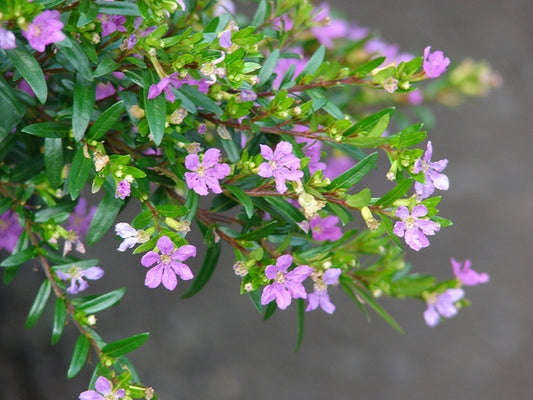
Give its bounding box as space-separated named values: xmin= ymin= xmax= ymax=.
xmin=257 ymin=49 xmax=279 ymax=87
xmin=294 ymin=298 xmax=305 ymax=352
xmin=380 ymin=215 xmax=403 ymax=248
xmin=374 ymin=178 xmax=413 ymax=207
xmin=252 ymin=0 xmax=268 ymax=27
xmin=387 ymin=124 xmax=427 ymax=149
xmin=328 ymin=152 xmax=378 ymax=190
xmin=143 ymin=71 xmax=166 ymax=146
xmin=155 ymin=204 xmax=188 ymax=218
xmin=95 ymin=0 xmax=141 ymax=15
xmin=299 ymin=45 xmax=325 ymax=77
xmin=87 ymin=191 xmax=123 ymax=245
xmin=102 ymin=332 xmax=149 ymax=357
xmin=26 ymin=280 xmax=51 ymax=329
xmin=343 ymin=108 xmax=395 ymax=137
xmin=87 ymin=100 xmax=125 ymax=140
xmin=93 ymin=56 xmax=120 ymax=77
xmin=68 ymin=146 xmax=92 ymax=200
xmin=56 ymin=37 xmax=93 ymax=81
xmin=179 ymin=85 xmax=222 ymax=115
xmin=67 ymin=334 xmax=90 ymax=379
xmin=1 ymin=246 xmax=36 ymax=267
xmin=343 ymin=136 xmax=388 ymax=148
xmin=220 ymin=134 xmax=241 ymax=164
xmin=263 ymin=301 xmax=277 ymax=320
xmin=264 ymin=196 xmax=305 ymax=223
xmin=225 ymin=185 xmax=254 ymax=219
xmin=7 ymin=45 xmax=47 ymax=104
xmin=44 ymin=138 xmax=64 ymax=188
xmin=51 ymin=298 xmax=67 ymax=345
xmin=184 ymin=190 xmax=199 ymax=222
xmin=77 ymin=288 xmax=126 ymax=314
xmin=22 ymin=122 xmax=70 ymax=138
xmin=248 ymin=289 xmax=263 ymax=313
xmin=235 ymin=220 xmax=278 ymax=241
xmin=73 ymin=75 xmax=95 ymax=141
xmin=181 ymin=241 xmax=221 ymax=299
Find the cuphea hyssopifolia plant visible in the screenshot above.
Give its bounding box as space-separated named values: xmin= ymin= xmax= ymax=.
xmin=0 ymin=0 xmax=498 ymax=397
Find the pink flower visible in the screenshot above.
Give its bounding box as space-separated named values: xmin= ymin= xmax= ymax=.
xmin=261 ymin=254 xmax=312 ymax=310
xmin=310 ymin=215 xmax=342 ymax=241
xmin=452 ymin=258 xmax=489 ymax=286
xmin=423 ymin=46 xmax=450 ymax=79
xmin=140 ymin=236 xmax=196 ymax=290
xmin=424 ymin=288 xmax=464 ymax=327
xmin=306 ymin=268 xmax=342 ymax=314
xmin=56 ymin=265 xmax=104 ymax=295
xmin=115 ymin=179 xmax=131 ymax=199
xmin=22 ymin=10 xmax=65 ymax=52
xmin=98 ymin=14 xmax=127 ymax=37
xmin=185 ymin=148 xmax=231 ymax=196
xmin=257 ymin=141 xmax=303 ymax=194
xmin=413 ymin=141 xmax=449 ymax=200
xmin=0 ymin=210 xmax=22 ymax=252
xmin=323 ymin=156 xmax=355 ymax=180
xmin=0 ymin=27 xmax=17 ymax=50
xmin=95 ymin=82 xmax=116 ymax=100
xmin=296 ymin=134 xmax=326 ymax=175
xmin=65 ymin=198 xmax=97 ymax=238
xmin=393 ymin=205 xmax=440 ymax=251
xmin=79 ymin=376 xmax=125 ymax=400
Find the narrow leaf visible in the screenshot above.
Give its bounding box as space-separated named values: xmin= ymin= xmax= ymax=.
xmin=299 ymin=45 xmax=325 ymax=77
xmin=181 ymin=241 xmax=221 ymax=299
xmin=235 ymin=220 xmax=278 ymax=241
xmin=143 ymin=71 xmax=166 ymax=146
xmin=7 ymin=45 xmax=48 ymax=104
xmin=87 ymin=100 xmax=124 ymax=140
xmin=44 ymin=138 xmax=64 ymax=188
xmin=225 ymin=185 xmax=254 ymax=219
xmin=67 ymin=334 xmax=90 ymax=379
xmin=68 ymin=146 xmax=92 ymax=200
xmin=346 ymin=188 xmax=372 ymax=208
xmin=56 ymin=37 xmax=93 ymax=81
xmin=51 ymin=298 xmax=67 ymax=345
xmin=179 ymin=85 xmax=222 ymax=115
xmin=374 ymin=178 xmax=413 ymax=207
xmin=95 ymin=0 xmax=141 ymax=16
xmin=263 ymin=301 xmax=277 ymax=320
xmin=252 ymin=0 xmax=268 ymax=27
xmin=328 ymin=152 xmax=378 ymax=190
xmin=73 ymin=75 xmax=95 ymax=141
xmin=102 ymin=333 xmax=149 ymax=357
xmin=87 ymin=191 xmax=123 ymax=245
xmin=1 ymin=246 xmax=36 ymax=267
xmin=77 ymin=288 xmax=126 ymax=314
xmin=294 ymin=298 xmax=305 ymax=352
xmin=22 ymin=122 xmax=70 ymax=138
xmin=26 ymin=280 xmax=52 ymax=329
xmin=264 ymin=196 xmax=305 ymax=223
xmin=257 ymin=49 xmax=279 ymax=86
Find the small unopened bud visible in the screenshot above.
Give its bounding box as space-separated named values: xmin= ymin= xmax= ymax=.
xmin=144 ymin=387 xmax=155 ymax=400
xmin=233 ymin=261 xmax=249 ymax=277
xmin=86 ymin=315 xmax=97 ymax=325
xmin=165 ymin=217 xmax=191 ymax=233
xmin=170 ymin=108 xmax=188 ymax=125
xmin=94 ymin=151 xmax=110 ymax=172
xmin=244 ymin=282 xmax=254 ymax=292
xmin=299 ymin=192 xmax=326 ymax=219
xmin=361 ymin=206 xmax=380 ymax=230
xmin=130 ymin=104 xmax=145 ymax=119
xmin=383 ymin=77 xmax=398 ymax=93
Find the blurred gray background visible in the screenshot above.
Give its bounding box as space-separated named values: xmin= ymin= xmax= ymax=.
xmin=2 ymin=0 xmax=532 ymax=399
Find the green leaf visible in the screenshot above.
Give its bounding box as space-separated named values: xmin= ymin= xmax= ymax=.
xmin=102 ymin=332 xmax=149 ymax=357
xmin=257 ymin=49 xmax=279 ymax=86
xmin=328 ymin=152 xmax=378 ymax=190
xmin=264 ymin=196 xmax=305 ymax=223
xmin=179 ymin=85 xmax=222 ymax=115
xmin=374 ymin=178 xmax=413 ymax=207
xmin=387 ymin=124 xmax=427 ymax=149
xmin=73 ymin=75 xmax=96 ymax=141
xmin=343 ymin=108 xmax=395 ymax=137
xmin=263 ymin=301 xmax=277 ymax=320
xmin=294 ymin=298 xmax=305 ymax=352
xmin=181 ymin=241 xmax=221 ymax=299
xmin=26 ymin=280 xmax=52 ymax=329
xmin=380 ymin=215 xmax=403 ymax=248
xmin=87 ymin=191 xmax=123 ymax=245
xmin=51 ymin=298 xmax=67 ymax=345
xmin=68 ymin=146 xmax=92 ymax=200
xmin=22 ymin=122 xmax=70 ymax=138
xmin=299 ymin=45 xmax=325 ymax=77
xmin=87 ymin=100 xmax=125 ymax=140
xmin=95 ymin=0 xmax=141 ymax=15
xmin=235 ymin=220 xmax=278 ymax=241
xmin=343 ymin=136 xmax=388 ymax=148
xmin=44 ymin=138 xmax=64 ymax=188
xmin=93 ymin=56 xmax=120 ymax=77
xmin=0 ymin=246 xmax=36 ymax=267
xmin=184 ymin=189 xmax=199 ymax=222
xmin=346 ymin=188 xmax=372 ymax=208
xmin=252 ymin=0 xmax=268 ymax=27
xmin=143 ymin=70 xmax=166 ymax=146
xmin=248 ymin=289 xmax=263 ymax=313
xmin=355 ymin=56 xmax=385 ymax=77
xmin=325 ymin=202 xmax=353 ymax=225
xmin=225 ymin=185 xmax=254 ymax=219
xmin=7 ymin=45 xmax=47 ymax=104
xmin=67 ymin=334 xmax=90 ymax=379
xmin=351 ymin=284 xmax=404 ymax=334
xmin=56 ymin=37 xmax=93 ymax=81
xmin=220 ymin=133 xmax=241 ymax=164
xmin=77 ymin=288 xmax=126 ymax=314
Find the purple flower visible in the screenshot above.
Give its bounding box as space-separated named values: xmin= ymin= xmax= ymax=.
xmin=261 ymin=254 xmax=312 ymax=310
xmin=296 ymin=133 xmax=326 ymax=175
xmin=423 ymin=46 xmax=450 ymax=79
xmin=185 ymin=148 xmax=231 ymax=196
xmin=115 ymin=222 xmax=149 ymax=252
xmin=95 ymin=82 xmax=116 ymax=100
xmin=98 ymin=14 xmax=127 ymax=37
xmin=22 ymin=10 xmax=65 ymax=52
xmin=0 ymin=26 xmax=17 ymax=49
xmin=413 ymin=141 xmax=449 ymax=200
xmin=0 ymin=210 xmax=22 ymax=252
xmin=115 ymin=179 xmax=131 ymax=199
xmin=311 ymin=4 xmax=349 ymax=48
xmin=141 ymin=236 xmax=195 ymax=290
xmin=257 ymin=141 xmax=303 ymax=194
xmin=56 ymin=265 xmax=104 ymax=295
xmin=219 ymin=29 xmax=232 ymax=49
xmin=65 ymin=198 xmax=97 ymax=238
xmin=147 ymin=73 xmax=182 ymax=102
xmin=79 ymin=376 xmax=125 ymax=400
xmin=424 ymin=288 xmax=464 ymax=327
xmin=240 ymin=89 xmax=257 ymax=102
xmin=323 ymin=156 xmax=355 ymax=180
xmin=310 ymin=215 xmax=342 ymax=241
xmin=306 ymin=268 xmax=342 ymax=314
xmin=452 ymin=258 xmax=489 ymax=286
xmin=272 ymin=48 xmax=308 ymax=89
xmin=393 ymin=205 xmax=440 ymax=251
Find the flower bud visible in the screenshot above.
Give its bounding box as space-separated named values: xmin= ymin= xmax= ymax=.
xmin=130 ymin=104 xmax=145 ymax=119
xmin=361 ymin=206 xmax=380 ymax=230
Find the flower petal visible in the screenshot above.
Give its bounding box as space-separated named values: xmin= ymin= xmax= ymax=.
xmin=156 ymin=236 xmax=175 ymax=255
xmin=144 ymin=265 xmax=163 ymax=288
